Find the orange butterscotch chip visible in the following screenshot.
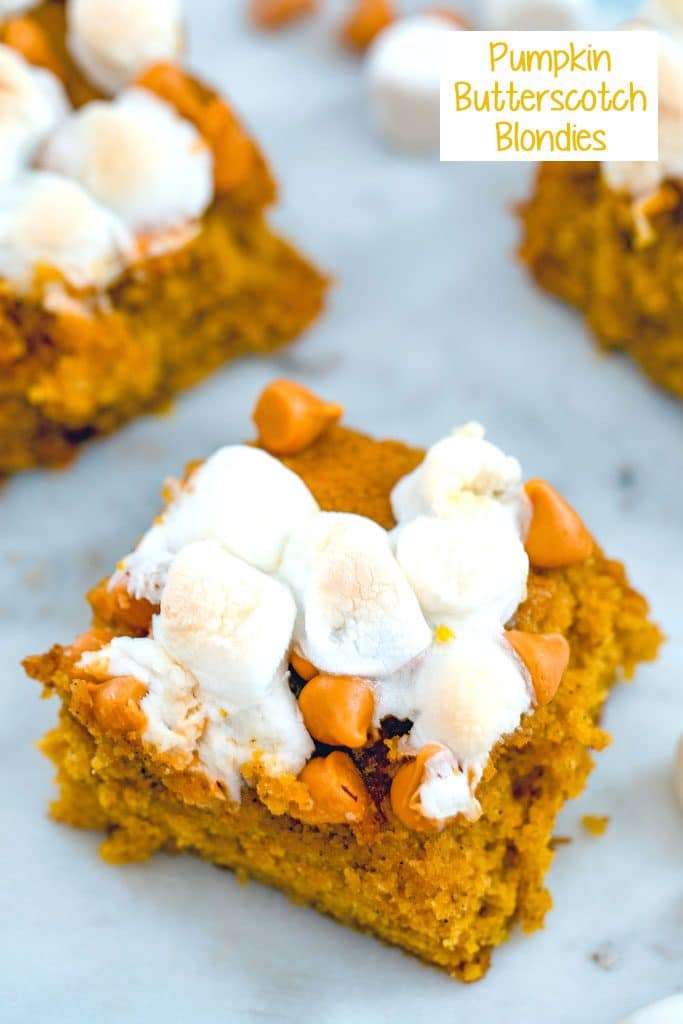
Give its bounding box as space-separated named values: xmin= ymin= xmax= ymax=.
xmin=390 ymin=744 xmax=444 ymax=833
xmin=340 ymin=0 xmax=396 ymax=51
xmin=249 ymin=0 xmax=317 ymax=30
xmin=90 ymin=580 xmax=156 ymax=633
xmin=298 ymin=673 xmax=374 ymax=748
xmin=253 ymin=379 xmax=343 ymax=456
xmin=290 ymin=651 xmax=318 ymax=681
xmin=136 ymin=63 xmax=254 ymax=193
xmin=506 ymin=629 xmax=570 ymax=706
xmin=65 ymin=628 xmax=113 ymax=661
xmin=2 ymin=17 xmax=64 ymax=78
xmin=524 ymin=478 xmax=593 ymax=569
xmin=299 ymin=751 xmax=370 ymax=825
xmin=90 ymin=676 xmax=148 ymax=734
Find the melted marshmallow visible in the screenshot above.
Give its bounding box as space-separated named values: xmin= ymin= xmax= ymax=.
xmin=114 ymin=446 xmax=319 ymax=604
xmin=0 ymin=171 xmax=133 ymax=289
xmin=156 ymin=541 xmax=297 ymax=713
xmin=418 ymin=747 xmax=477 ymax=822
xmin=0 ymin=44 xmax=69 ymax=186
xmin=392 ymin=504 xmax=528 ymax=626
xmin=366 ymin=16 xmax=457 ymax=152
xmin=279 ymin=511 xmax=432 ymax=677
xmin=391 ymin=422 xmax=523 ymax=523
xmin=67 ymin=0 xmax=183 ymax=95
xmin=40 ymin=88 xmax=213 ymax=233
xmin=79 ymin=634 xmax=202 ymax=762
xmin=407 ymin=633 xmax=532 ymax=772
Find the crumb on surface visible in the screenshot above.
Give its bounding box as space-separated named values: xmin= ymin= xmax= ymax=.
xmin=582 ymin=814 xmax=609 ymax=836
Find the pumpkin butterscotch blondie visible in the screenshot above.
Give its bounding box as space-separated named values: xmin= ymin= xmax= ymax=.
xmin=25 ymin=380 xmax=661 ymax=981
xmin=0 ymin=1 xmax=327 ymax=475
xmin=519 ymin=24 xmax=683 ymax=400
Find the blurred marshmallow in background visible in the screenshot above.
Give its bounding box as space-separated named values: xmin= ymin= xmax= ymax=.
xmin=366 ymin=14 xmax=461 ymax=151
xmin=480 ymin=0 xmax=592 ymax=29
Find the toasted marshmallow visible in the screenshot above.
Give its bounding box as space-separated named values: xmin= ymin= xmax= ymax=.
xmin=67 ymin=0 xmax=183 ymax=95
xmin=0 ymin=1 xmax=40 ymax=15
xmin=0 ymin=171 xmax=133 ymax=289
xmin=155 ymin=541 xmax=297 ymax=713
xmin=418 ymin=747 xmax=480 ymax=822
xmin=115 ymin=447 xmax=319 ymax=604
xmin=280 ymin=511 xmax=431 ymax=677
xmin=0 ymin=44 xmax=69 ymax=185
xmin=366 ymin=16 xmax=457 ymax=152
xmin=480 ymin=0 xmax=590 ymax=30
xmin=393 ymin=505 xmax=528 ymax=626
xmin=198 ymin=676 xmax=314 ymax=801
xmin=78 ymin=635 xmax=202 ymax=761
xmin=391 ymin=423 xmax=523 ymax=523
xmin=406 ymin=632 xmax=532 ymax=771
xmin=619 ymin=994 xmax=683 ymax=1024
xmin=40 ymin=89 xmax=213 ymax=233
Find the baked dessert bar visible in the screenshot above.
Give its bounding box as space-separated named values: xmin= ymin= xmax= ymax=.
xmin=519 ymin=25 xmax=683 ymax=399
xmin=0 ymin=0 xmax=328 ymax=475
xmin=25 ymin=379 xmax=661 ymax=980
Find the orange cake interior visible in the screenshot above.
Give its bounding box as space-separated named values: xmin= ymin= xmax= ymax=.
xmin=25 ymin=381 xmax=661 ymax=981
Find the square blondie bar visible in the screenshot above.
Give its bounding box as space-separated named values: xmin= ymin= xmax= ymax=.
xmin=0 ymin=1 xmax=328 ymax=474
xmin=25 ymin=380 xmax=661 ymax=981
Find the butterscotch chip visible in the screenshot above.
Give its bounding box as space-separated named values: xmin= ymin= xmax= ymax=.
xmin=506 ymin=629 xmax=570 ymax=706
xmin=249 ymin=0 xmax=317 ymax=29
xmin=298 ymin=751 xmax=370 ymax=825
xmin=89 ymin=580 xmax=157 ymax=633
xmin=253 ymin=379 xmax=343 ymax=455
xmin=298 ymin=673 xmax=374 ymax=747
xmin=136 ymin=62 xmax=254 ymax=193
xmin=340 ymin=0 xmax=396 ymax=52
xmin=524 ymin=478 xmax=593 ymax=569
xmin=390 ymin=744 xmax=444 ymax=832
xmin=91 ymin=676 xmax=148 ymax=734
xmin=290 ymin=651 xmax=318 ymax=681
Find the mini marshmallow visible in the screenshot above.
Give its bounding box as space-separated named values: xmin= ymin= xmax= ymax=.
xmin=619 ymin=994 xmax=683 ymax=1024
xmin=115 ymin=446 xmax=319 ymax=603
xmin=418 ymin=747 xmax=480 ymax=822
xmin=155 ymin=540 xmax=297 ymax=713
xmin=79 ymin=635 xmax=202 ymax=760
xmin=198 ymin=677 xmax=314 ymax=801
xmin=391 ymin=422 xmax=523 ymax=523
xmin=406 ymin=632 xmax=532 ymax=771
xmin=0 ymin=171 xmax=133 ymax=290
xmin=393 ymin=504 xmax=528 ymax=626
xmin=67 ymin=0 xmax=183 ymax=95
xmin=366 ymin=16 xmax=457 ymax=152
xmin=480 ymin=0 xmax=591 ymax=30
xmin=280 ymin=511 xmax=432 ymax=677
xmin=0 ymin=44 xmax=69 ymax=185
xmin=40 ymin=88 xmax=213 ymax=233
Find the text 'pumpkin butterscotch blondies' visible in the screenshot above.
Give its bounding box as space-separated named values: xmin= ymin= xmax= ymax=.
xmin=0 ymin=0 xmax=328 ymax=475
xmin=25 ymin=380 xmax=661 ymax=981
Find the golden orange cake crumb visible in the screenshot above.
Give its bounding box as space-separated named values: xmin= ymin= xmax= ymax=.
xmin=582 ymin=814 xmax=609 ymax=836
xmin=24 ymin=383 xmax=661 ymax=981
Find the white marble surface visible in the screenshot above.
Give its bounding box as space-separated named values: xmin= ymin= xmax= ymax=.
xmin=1 ymin=2 xmax=682 ymax=1022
